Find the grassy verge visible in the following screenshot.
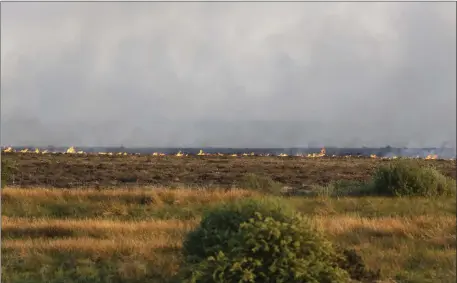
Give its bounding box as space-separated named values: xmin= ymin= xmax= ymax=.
xmin=2 ymin=187 xmax=456 ymax=283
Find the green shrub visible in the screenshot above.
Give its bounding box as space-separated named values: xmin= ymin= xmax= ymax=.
xmin=371 ymin=160 xmax=456 ymax=197
xmin=180 ymin=212 xmax=352 ymax=283
xmin=239 ymin=173 xmax=283 ymax=195
xmin=180 ymin=198 xmax=379 ymax=283
xmin=182 ymin=197 xmax=295 ymax=262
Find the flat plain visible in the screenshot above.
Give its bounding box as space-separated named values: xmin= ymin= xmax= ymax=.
xmin=1 ymin=153 xmax=456 ymax=283
xmin=2 ymin=152 xmax=455 ymax=188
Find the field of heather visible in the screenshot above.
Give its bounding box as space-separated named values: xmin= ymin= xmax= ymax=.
xmin=2 ymin=152 xmax=455 ymax=188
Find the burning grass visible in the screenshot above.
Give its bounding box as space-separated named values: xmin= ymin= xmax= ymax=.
xmin=1 ymin=187 xmax=456 ymax=283
xmin=2 ymin=146 xmax=449 ymax=160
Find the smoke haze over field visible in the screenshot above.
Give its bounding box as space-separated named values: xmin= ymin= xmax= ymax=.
xmin=1 ymin=2 xmax=456 ymax=148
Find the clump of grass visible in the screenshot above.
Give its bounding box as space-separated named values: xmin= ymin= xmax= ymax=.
xmin=370 ymin=160 xmax=456 ymax=197
xmin=312 ymin=180 xmax=372 ymax=197
xmin=336 ymin=248 xmax=381 ymax=283
xmin=239 ymin=173 xmax=283 ymax=195
xmin=1 ymin=159 xmax=17 ymax=188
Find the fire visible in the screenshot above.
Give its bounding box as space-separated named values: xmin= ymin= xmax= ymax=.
xmin=306 ymin=147 xmax=326 ymax=158
xmin=0 ymin=146 xmax=453 ymax=160
xmin=425 ymin=154 xmax=438 ymax=160
xmin=154 ymin=152 xmax=165 ymax=156
xmin=3 ymin=147 xmax=14 ymax=153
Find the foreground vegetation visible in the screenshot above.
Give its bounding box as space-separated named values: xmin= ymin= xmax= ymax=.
xmin=2 ymin=186 xmax=455 ymax=283
xmin=2 ymin=159 xmax=456 ymax=282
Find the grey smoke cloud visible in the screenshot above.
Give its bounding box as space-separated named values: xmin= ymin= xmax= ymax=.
xmin=1 ymin=2 xmax=455 ymax=147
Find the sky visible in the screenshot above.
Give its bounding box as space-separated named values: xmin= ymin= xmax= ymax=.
xmin=1 ymin=2 xmax=456 ymax=148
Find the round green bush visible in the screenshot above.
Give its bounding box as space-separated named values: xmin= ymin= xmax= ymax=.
xmin=182 ymin=197 xmax=295 ymax=263
xmin=371 ymin=160 xmax=456 ymax=197
xmin=180 ymin=212 xmax=352 ymax=283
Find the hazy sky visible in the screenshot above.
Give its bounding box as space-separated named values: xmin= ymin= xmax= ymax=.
xmin=1 ymin=2 xmax=456 ymax=148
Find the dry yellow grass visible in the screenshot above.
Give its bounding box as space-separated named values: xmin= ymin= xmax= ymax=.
xmin=3 ymin=214 xmax=454 ymax=237
xmin=2 ymin=187 xmax=456 ymax=283
xmin=3 ymin=237 xmax=183 ymax=254
xmin=3 ymin=215 xmax=454 ymax=251
xmin=1 ymin=187 xmax=259 ymax=206
xmin=314 ymin=215 xmax=456 ymax=240
xmin=1 ymin=187 xmax=257 ymax=198
xmin=2 ymin=217 xmax=199 ymax=231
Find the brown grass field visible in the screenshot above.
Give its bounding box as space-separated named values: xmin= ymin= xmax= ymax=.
xmin=1 ymin=153 xmax=456 ymax=282
xmin=2 ymin=152 xmax=455 ymax=188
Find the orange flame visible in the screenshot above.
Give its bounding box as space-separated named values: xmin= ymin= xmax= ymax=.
xmin=1 ymin=146 xmax=453 ymax=160
xmin=3 ymin=147 xmax=14 ymax=153
xmin=425 ymin=154 xmax=438 ymax=160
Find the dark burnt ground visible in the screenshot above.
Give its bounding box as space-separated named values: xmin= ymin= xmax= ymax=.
xmin=2 ymin=153 xmax=455 ymax=189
